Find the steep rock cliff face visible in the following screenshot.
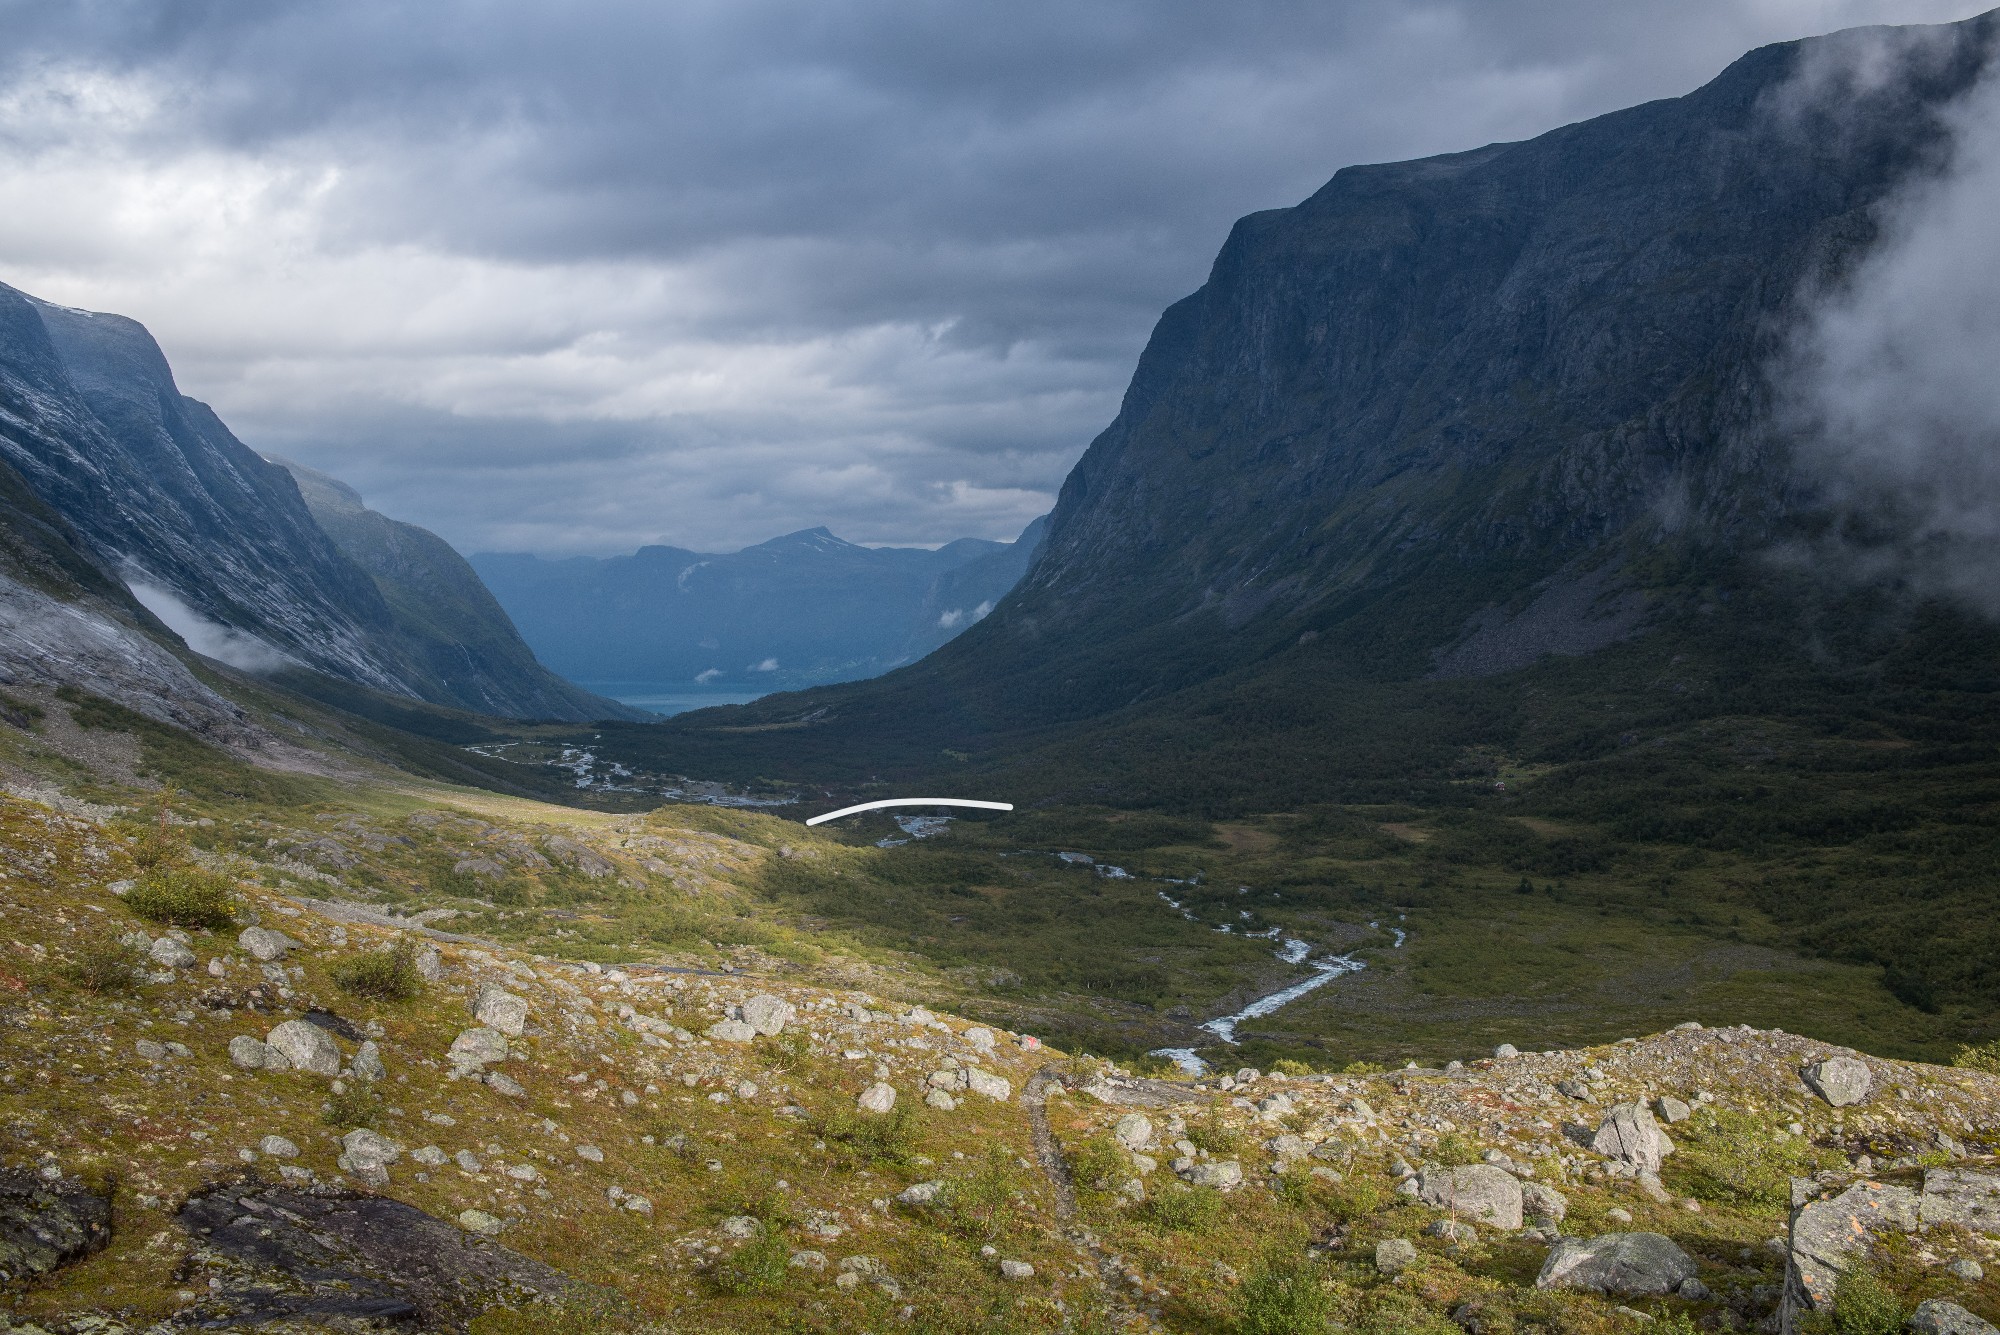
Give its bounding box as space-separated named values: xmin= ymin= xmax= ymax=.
xmin=0 ymin=287 xmax=410 ymax=690
xmin=0 ymin=282 xmax=626 ymax=723
xmin=883 ymin=15 xmax=2000 ymax=723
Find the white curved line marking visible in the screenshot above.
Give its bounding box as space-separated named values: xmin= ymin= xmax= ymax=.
xmin=805 ymin=798 xmax=1014 ymax=826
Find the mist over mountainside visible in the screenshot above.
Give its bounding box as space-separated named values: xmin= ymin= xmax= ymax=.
xmin=471 ymin=514 xmax=1045 ymax=694
xmin=0 ymin=279 xmax=632 ymax=725
xmin=642 ymin=12 xmax=2000 ymax=768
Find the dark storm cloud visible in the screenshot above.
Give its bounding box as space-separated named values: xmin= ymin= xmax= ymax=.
xmin=0 ymin=0 xmax=1982 ymax=553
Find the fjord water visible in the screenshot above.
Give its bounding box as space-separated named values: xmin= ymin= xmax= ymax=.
xmin=577 ymin=680 xmax=769 ymax=716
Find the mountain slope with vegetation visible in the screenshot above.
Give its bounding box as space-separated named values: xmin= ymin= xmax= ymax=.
xmin=276 ymin=460 xmax=641 ymax=723
xmin=4 ymin=694 xmax=2000 ymax=1333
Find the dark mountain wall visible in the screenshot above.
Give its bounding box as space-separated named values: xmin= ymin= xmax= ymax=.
xmin=471 ymin=515 xmax=1044 ymax=691
xmin=693 ymin=14 xmax=1999 ymax=742
xmin=0 ymin=285 xmax=411 ymax=691
xmin=276 ymin=462 xmax=643 ymax=722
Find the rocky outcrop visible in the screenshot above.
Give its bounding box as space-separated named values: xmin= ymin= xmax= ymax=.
xmin=175 ymin=1178 xmax=571 ymax=1332
xmin=1787 ymin=1179 xmax=1921 ymax=1313
xmin=0 ymin=1166 xmax=111 ymax=1284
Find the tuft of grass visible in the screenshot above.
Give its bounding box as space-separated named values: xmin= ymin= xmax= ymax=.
xmin=1185 ymin=1113 xmax=1242 ymax=1157
xmin=59 ymin=938 xmax=145 ymax=994
xmin=467 ymin=1292 xmax=644 ymax=1334
xmin=127 ymin=866 xmax=237 ymax=931
xmin=331 ymin=942 xmax=423 ymax=1002
xmin=712 ymin=1222 xmax=792 ymax=1297
xmin=1064 ymin=1135 xmax=1128 ymax=1195
xmin=922 ymin=1149 xmax=1023 ymax=1243
xmin=1269 ymin=1058 xmax=1317 ymax=1077
xmin=1426 ymin=1132 xmax=1483 ymax=1168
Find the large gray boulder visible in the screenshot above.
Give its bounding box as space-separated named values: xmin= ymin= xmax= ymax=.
xmin=265 ymin=1019 xmax=340 ymax=1076
xmin=337 ymin=1129 xmax=401 ymax=1188
xmin=1802 ymin=1056 xmax=1872 ymax=1107
xmin=1790 ymin=1180 xmax=1921 ymax=1312
xmin=472 ymin=984 xmax=528 ymax=1037
xmin=964 ymin=1068 xmax=1012 ymax=1102
xmin=706 ymin=1019 xmax=758 ymax=1043
xmin=1113 ymin=1113 xmax=1153 ymax=1151
xmin=448 ymin=1027 xmax=509 ymax=1072
xmin=1375 ymin=1238 xmax=1418 ymax=1275
xmin=1908 ymin=1299 xmax=2000 ymax=1334
xmin=229 ymin=1034 xmax=288 ymax=1071
xmin=1187 ymin=1160 xmax=1244 ymax=1190
xmin=1920 ymin=1169 xmax=2000 ymax=1233
xmin=739 ymin=994 xmax=794 ymax=1036
xmin=1536 ymin=1232 xmax=1697 ymax=1297
xmin=856 ymin=1082 xmax=897 ymax=1115
xmin=1415 ymin=1164 xmax=1523 ymax=1231
xmin=1522 ymin=1181 xmax=1569 ymax=1224
xmin=1592 ymin=1101 xmax=1674 ymax=1174
xmin=237 ymin=926 xmax=293 ymax=962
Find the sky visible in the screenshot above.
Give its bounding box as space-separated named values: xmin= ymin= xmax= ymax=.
xmin=0 ymin=0 xmax=1987 ymax=557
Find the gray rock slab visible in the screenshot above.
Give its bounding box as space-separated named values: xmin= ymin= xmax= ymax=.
xmin=472 ymin=984 xmax=528 ymax=1036
xmin=1791 ymin=1180 xmax=1921 ymax=1311
xmin=1592 ymin=1101 xmax=1673 ymax=1174
xmin=1536 ymin=1232 xmax=1697 ymax=1297
xmin=237 ymin=926 xmax=293 ymax=962
xmin=1922 ymin=1169 xmax=2000 ymax=1234
xmin=1910 ymin=1300 xmax=2000 ymax=1334
xmin=447 ymin=1027 xmax=509 ymax=1069
xmin=1415 ymin=1164 xmax=1524 ymax=1231
xmin=0 ymin=1166 xmax=111 ymax=1283
xmin=739 ymin=993 xmax=794 ymax=1036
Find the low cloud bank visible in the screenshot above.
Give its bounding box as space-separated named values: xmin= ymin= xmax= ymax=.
xmin=1777 ymin=24 xmax=2000 ymax=616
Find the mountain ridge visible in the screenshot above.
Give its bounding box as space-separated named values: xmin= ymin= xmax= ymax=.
xmin=471 ymin=513 xmax=1046 ymax=693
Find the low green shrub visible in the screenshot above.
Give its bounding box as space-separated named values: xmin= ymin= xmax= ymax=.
xmin=1065 ymin=1135 xmax=1128 ymax=1194
xmin=927 ymin=1148 xmax=1022 ymax=1241
xmin=1798 ymin=1263 xmax=1905 ymax=1335
xmin=60 ymin=938 xmax=144 ymax=993
xmin=1237 ymin=1254 xmax=1336 ymax=1335
xmin=127 ymin=866 xmax=237 ymax=931
xmin=817 ymin=1104 xmax=920 ymax=1168
xmin=1951 ymin=1039 xmax=2000 ymax=1075
xmin=1141 ymin=1184 xmax=1224 ymax=1233
xmin=321 ymin=1081 xmax=385 ymax=1130
xmin=1426 ymin=1132 xmax=1483 ymax=1167
xmin=331 ymin=942 xmax=423 ymax=1001
xmin=712 ymin=1223 xmax=791 ymax=1296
